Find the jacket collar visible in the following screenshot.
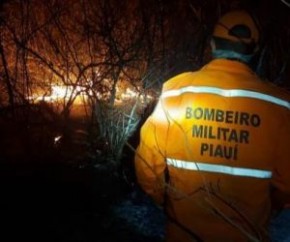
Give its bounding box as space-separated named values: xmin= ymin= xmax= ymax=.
xmin=202 ymin=59 xmax=255 ymax=75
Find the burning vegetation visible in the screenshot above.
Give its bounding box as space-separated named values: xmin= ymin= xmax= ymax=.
xmin=0 ymin=0 xmax=289 ymax=241
xmin=0 ymin=0 xmax=289 ymax=169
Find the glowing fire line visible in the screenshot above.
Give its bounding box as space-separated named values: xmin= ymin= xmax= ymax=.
xmin=29 ymin=85 xmax=153 ymax=105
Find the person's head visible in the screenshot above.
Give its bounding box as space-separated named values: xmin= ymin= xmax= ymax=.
xmin=211 ymin=9 xmax=260 ymax=64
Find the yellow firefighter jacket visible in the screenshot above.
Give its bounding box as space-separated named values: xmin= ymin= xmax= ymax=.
xmin=135 ymin=59 xmax=290 ymax=242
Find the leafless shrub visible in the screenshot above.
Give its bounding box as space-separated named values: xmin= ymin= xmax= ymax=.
xmin=94 ymin=99 xmax=140 ymax=167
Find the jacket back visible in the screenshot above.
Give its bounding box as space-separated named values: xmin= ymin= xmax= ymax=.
xmin=135 ymin=59 xmax=290 ymax=242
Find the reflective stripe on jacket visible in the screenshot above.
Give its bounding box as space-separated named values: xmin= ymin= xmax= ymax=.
xmin=135 ymin=59 xmax=290 ymax=242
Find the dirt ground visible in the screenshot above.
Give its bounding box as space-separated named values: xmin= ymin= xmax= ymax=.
xmin=0 ymin=162 xmax=165 ymax=242
xmin=0 ymin=106 xmax=289 ymax=242
xmin=1 ymin=161 xmax=290 ymax=242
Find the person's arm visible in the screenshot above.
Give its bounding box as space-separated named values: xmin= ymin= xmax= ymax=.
xmin=134 ymin=118 xmax=167 ymax=205
xmin=135 ymin=78 xmax=179 ymax=205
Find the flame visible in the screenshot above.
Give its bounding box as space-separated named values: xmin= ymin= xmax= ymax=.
xmin=120 ymin=87 xmax=153 ymax=103
xmin=121 ymin=87 xmax=138 ymax=99
xmin=29 ymin=83 xmax=153 ymax=105
xmin=54 ymin=135 xmax=62 ymax=142
xmin=29 ymin=85 xmax=90 ymax=104
xmin=54 ymin=135 xmax=62 ymax=145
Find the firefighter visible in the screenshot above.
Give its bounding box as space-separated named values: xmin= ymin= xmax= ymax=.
xmin=134 ymin=9 xmax=290 ymax=242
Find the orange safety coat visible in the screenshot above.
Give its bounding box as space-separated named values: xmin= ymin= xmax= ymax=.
xmin=135 ymin=59 xmax=290 ymax=242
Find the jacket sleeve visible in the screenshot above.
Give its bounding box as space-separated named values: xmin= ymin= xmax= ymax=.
xmin=271 ymin=115 xmax=290 ymax=209
xmin=134 ymin=106 xmax=168 ymax=205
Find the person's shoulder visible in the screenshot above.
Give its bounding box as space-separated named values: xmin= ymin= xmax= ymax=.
xmin=163 ymin=72 xmax=196 ymax=91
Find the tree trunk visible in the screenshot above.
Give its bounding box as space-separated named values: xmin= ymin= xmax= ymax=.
xmin=0 ymin=40 xmax=15 ymax=109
